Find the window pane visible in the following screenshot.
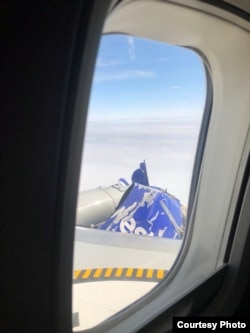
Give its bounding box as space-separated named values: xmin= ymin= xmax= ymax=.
xmin=72 ymin=34 xmax=206 ymax=331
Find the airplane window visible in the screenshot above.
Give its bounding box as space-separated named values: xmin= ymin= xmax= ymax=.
xmin=72 ymin=34 xmax=206 ymax=331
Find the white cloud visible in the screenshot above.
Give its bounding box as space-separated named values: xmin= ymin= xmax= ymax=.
xmin=79 ymin=118 xmax=201 ymax=205
xmin=96 ymin=58 xmax=121 ymax=68
xmin=94 ymin=69 xmax=156 ymax=82
xmin=127 ymin=36 xmax=136 ymax=61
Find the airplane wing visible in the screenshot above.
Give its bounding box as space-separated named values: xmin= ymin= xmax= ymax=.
xmin=73 ymin=162 xmax=185 ymax=330
xmin=72 ymin=226 xmax=182 ymax=330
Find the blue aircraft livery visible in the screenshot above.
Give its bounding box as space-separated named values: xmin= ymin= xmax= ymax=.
xmin=98 ymin=183 xmax=185 ymax=239
xmin=131 ymin=161 xmax=149 ymax=186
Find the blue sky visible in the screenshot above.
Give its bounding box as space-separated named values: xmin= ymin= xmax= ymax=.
xmin=79 ymin=34 xmax=206 ymax=205
xmin=88 ymin=34 xmax=206 ymax=120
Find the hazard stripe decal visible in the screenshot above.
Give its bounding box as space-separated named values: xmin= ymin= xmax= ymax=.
xmin=73 ymin=268 xmax=168 ymax=284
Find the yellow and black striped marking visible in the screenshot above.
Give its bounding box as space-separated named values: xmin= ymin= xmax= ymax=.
xmin=73 ymin=268 xmax=168 ymax=284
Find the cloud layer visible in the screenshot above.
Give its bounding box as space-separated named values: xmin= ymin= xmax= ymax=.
xmin=79 ymin=117 xmax=201 ymax=206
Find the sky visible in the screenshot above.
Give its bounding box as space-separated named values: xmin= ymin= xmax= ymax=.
xmin=78 ymin=34 xmax=206 ymax=206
